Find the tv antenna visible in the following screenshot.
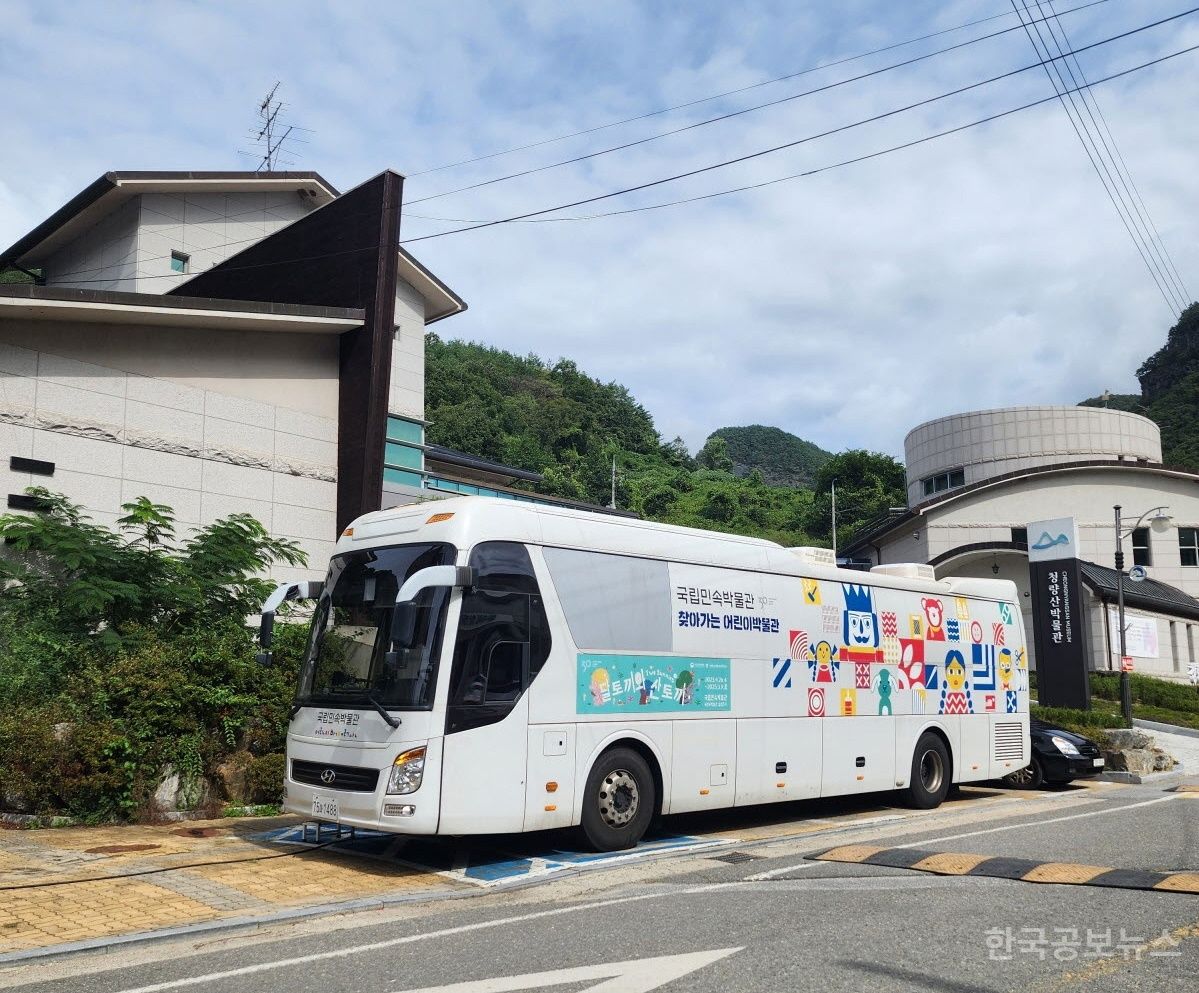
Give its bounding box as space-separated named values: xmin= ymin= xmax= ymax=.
xmin=241 ymin=82 xmax=309 ymax=171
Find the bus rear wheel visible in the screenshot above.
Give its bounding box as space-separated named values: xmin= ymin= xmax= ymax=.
xmin=580 ymin=747 xmax=656 ymax=852
xmin=905 ymin=733 xmax=951 ymax=809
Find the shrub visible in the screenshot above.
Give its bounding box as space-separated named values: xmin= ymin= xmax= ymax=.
xmin=1091 ymin=672 xmax=1199 ymax=713
xmin=245 ymin=753 xmax=286 ymax=805
xmin=0 ymin=491 xmax=310 ymax=821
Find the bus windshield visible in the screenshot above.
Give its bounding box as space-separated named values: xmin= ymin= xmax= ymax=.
xmin=296 ymin=542 xmax=455 ymax=711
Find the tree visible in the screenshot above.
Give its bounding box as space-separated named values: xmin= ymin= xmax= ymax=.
xmin=808 ymin=450 xmax=907 ymax=547
xmin=0 ymin=491 xmax=311 ymax=822
xmin=695 ymin=435 xmax=734 ymax=472
xmin=0 ymin=489 xmax=305 ymax=641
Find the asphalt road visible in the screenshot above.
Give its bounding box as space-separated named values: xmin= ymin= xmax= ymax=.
xmin=5 ymin=780 xmax=1199 ymax=993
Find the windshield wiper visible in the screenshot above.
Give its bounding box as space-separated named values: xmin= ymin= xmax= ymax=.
xmin=364 ymin=691 xmax=401 ymax=729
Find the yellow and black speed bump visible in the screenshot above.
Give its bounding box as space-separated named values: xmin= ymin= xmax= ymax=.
xmin=815 ymin=845 xmax=1199 ymax=894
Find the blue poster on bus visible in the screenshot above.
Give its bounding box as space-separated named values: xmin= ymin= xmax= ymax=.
xmin=577 ymin=653 xmax=731 ymax=713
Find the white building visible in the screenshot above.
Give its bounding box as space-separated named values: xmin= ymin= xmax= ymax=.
xmin=844 ymin=405 xmax=1199 ymax=682
xmin=0 ymin=170 xmax=465 ymax=581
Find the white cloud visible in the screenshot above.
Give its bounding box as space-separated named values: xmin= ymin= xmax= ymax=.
xmin=2 ymin=0 xmax=1196 ymax=459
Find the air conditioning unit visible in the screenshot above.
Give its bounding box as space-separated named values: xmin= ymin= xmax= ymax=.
xmin=788 ymin=546 xmax=837 ymax=568
xmin=871 ymin=563 xmax=936 ymax=581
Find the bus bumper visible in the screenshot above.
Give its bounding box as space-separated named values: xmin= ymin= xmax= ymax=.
xmin=282 ymin=737 xmax=443 ymax=836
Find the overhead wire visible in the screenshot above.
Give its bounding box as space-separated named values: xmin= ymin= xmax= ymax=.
xmin=405 ymin=0 xmax=1116 ymax=206
xmin=405 ymin=0 xmax=1117 ymax=178
xmin=1010 ymin=0 xmax=1183 ymax=312
xmin=1041 ymin=0 xmax=1192 ymax=303
xmin=1019 ymin=0 xmax=1186 ymax=309
xmin=579 ymin=43 xmax=1199 ymax=223
xmin=399 ymin=9 xmax=1198 ymax=244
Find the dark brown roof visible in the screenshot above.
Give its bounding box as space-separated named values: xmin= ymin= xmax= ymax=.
xmin=0 ymin=283 xmax=363 ymax=324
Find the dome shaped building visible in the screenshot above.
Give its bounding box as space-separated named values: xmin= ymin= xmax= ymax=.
xmin=844 ymin=405 xmax=1199 ymax=681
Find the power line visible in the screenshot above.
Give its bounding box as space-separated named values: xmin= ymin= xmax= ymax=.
xmin=1018 ymin=0 xmax=1184 ymax=309
xmin=556 ymin=41 xmax=1199 ymax=225
xmin=1010 ymin=0 xmax=1182 ymax=312
xmin=1042 ymin=0 xmax=1192 ymax=303
xmin=400 ymin=9 xmax=1198 ymax=244
xmin=406 ymin=0 xmax=1117 ymax=179
xmin=407 ymin=0 xmax=1116 ymax=206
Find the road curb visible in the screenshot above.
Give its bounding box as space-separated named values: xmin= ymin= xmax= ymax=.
xmin=1097 ymin=766 xmax=1189 ymax=785
xmin=1133 ymin=717 xmax=1199 ymax=741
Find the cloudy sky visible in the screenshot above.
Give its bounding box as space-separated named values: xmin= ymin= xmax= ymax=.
xmin=2 ymin=0 xmax=1196 ymax=458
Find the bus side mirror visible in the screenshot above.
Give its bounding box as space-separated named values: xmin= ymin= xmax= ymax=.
xmin=384 ymin=566 xmax=474 ymax=664
xmin=255 ymin=580 xmax=323 ymax=667
xmin=257 ymin=609 xmax=276 ymax=666
xmin=390 ymin=601 xmax=419 ymax=652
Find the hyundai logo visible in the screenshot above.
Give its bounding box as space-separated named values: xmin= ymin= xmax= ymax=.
xmin=320 ymin=768 xmax=337 ymax=785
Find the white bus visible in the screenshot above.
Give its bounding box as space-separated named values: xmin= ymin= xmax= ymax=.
xmin=258 ymin=496 xmax=1030 ymax=851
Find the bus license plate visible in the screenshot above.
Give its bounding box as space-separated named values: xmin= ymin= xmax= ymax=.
xmin=312 ymin=795 xmax=339 ymax=820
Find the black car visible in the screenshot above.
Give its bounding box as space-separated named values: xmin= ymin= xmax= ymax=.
xmin=1002 ymin=718 xmax=1105 ymax=788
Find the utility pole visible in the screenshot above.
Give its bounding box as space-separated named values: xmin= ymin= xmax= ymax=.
xmin=831 ymin=479 xmax=837 ymax=559
xmin=610 ymin=454 xmax=617 ymax=509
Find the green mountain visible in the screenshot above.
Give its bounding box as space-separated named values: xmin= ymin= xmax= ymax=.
xmin=1078 ymin=303 xmax=1199 ymax=468
xmin=423 ymin=333 xmax=905 ymax=547
xmin=709 ymin=424 xmax=832 ymax=487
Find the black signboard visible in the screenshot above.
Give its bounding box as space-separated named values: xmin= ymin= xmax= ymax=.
xmin=1029 ymin=558 xmax=1091 ymax=709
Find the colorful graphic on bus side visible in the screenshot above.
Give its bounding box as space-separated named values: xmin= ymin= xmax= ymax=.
xmin=577 ymin=654 xmax=732 ymax=713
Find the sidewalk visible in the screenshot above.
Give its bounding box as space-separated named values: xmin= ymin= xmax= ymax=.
xmin=0 ymin=815 xmax=459 ymax=957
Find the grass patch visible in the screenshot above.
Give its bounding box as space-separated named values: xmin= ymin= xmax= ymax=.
xmin=1089 ymin=671 xmax=1199 ymax=731
xmin=1031 ymin=704 xmax=1127 ymax=747
xmin=221 ymin=803 xmax=282 ymax=818
xmin=1124 ymin=705 xmax=1199 ymax=732
xmin=1091 ymin=672 xmax=1199 ymax=713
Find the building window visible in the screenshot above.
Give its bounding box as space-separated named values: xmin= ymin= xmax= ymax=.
xmin=921 ymin=467 xmax=965 ymax=497
xmin=383 ymin=414 xmax=426 ymax=490
xmin=1181 ymin=527 xmax=1199 ymax=567
xmin=170 ymin=251 xmax=190 ymax=274
xmin=1131 ymin=527 xmax=1151 ymax=567
xmin=1011 ymin=527 xmax=1028 ymax=546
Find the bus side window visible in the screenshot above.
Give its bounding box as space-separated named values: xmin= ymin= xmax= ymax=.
xmin=446 ymin=542 xmax=550 ymax=734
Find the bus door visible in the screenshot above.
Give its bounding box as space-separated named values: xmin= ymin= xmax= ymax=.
xmin=438 ymin=542 xmax=551 ymax=834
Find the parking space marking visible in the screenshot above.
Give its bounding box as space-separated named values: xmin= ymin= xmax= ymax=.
xmin=812 ymin=845 xmax=1199 ymax=893
xmin=262 ymin=826 xmax=735 ymax=889
xmin=894 ymin=793 xmax=1178 ymax=848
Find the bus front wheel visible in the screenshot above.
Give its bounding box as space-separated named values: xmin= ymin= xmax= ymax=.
xmin=580 ymin=747 xmax=656 ymax=852
xmin=905 ymin=733 xmax=951 ymax=809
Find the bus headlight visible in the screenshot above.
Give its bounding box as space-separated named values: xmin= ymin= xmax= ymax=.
xmin=387 ymin=746 xmax=426 ymax=794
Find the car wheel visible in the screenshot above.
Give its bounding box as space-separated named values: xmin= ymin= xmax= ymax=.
xmin=580 ymin=747 xmax=656 ymax=852
xmin=1003 ymin=757 xmax=1045 ymax=790
xmin=904 ymin=732 xmax=951 ymax=809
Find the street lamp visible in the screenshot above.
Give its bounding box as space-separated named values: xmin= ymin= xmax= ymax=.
xmin=1113 ymin=504 xmax=1172 ymax=721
